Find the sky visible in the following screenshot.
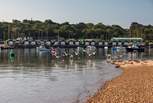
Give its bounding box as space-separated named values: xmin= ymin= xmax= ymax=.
xmin=0 ymin=0 xmax=153 ymax=28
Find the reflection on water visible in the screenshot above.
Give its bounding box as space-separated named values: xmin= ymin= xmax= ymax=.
xmin=0 ymin=49 xmax=107 ymax=67
xmin=0 ymin=48 xmax=152 ymax=103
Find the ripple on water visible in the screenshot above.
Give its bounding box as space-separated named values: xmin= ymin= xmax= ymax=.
xmin=0 ymin=59 xmax=122 ymax=103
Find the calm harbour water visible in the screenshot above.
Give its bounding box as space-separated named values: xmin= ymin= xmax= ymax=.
xmin=0 ymin=48 xmax=152 ymax=103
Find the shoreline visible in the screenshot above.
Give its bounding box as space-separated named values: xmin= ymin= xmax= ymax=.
xmin=86 ymin=60 xmax=153 ymax=103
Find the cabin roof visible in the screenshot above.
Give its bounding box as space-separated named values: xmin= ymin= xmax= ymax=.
xmin=111 ymin=37 xmax=143 ymax=42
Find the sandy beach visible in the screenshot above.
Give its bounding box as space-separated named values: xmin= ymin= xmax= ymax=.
xmin=86 ymin=60 xmax=153 ymax=103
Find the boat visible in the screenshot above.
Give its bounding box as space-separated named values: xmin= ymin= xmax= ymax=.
xmin=126 ymin=44 xmax=145 ymax=52
xmin=126 ymin=47 xmax=145 ymax=52
xmin=51 ymin=47 xmax=68 ymax=59
xmin=75 ymin=47 xmax=82 ymax=56
xmin=37 ymin=45 xmax=50 ymax=52
xmin=85 ymin=46 xmax=96 ymax=56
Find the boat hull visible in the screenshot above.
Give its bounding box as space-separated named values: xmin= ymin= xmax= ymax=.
xmin=126 ymin=48 xmax=145 ymax=52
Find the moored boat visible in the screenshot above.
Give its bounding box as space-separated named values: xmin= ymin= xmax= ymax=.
xmin=126 ymin=44 xmax=145 ymax=52
xmin=37 ymin=45 xmax=50 ymax=52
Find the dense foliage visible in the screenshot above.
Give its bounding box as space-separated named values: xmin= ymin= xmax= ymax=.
xmin=0 ymin=19 xmax=152 ymax=41
xmin=130 ymin=22 xmax=153 ymax=41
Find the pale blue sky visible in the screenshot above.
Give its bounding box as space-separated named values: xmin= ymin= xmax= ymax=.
xmin=0 ymin=0 xmax=153 ymax=28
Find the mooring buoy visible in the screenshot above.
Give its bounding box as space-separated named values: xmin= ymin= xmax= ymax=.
xmin=8 ymin=50 xmax=16 ymax=61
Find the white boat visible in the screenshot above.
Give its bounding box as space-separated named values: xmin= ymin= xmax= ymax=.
xmin=85 ymin=46 xmax=96 ymax=56
xmin=51 ymin=48 xmax=67 ymax=59
xmin=38 ymin=45 xmax=50 ymax=52
xmin=74 ymin=47 xmax=85 ymax=56
xmin=52 ymin=49 xmax=60 ymax=58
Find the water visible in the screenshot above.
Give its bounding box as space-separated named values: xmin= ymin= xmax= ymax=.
xmin=0 ymin=48 xmax=152 ymax=103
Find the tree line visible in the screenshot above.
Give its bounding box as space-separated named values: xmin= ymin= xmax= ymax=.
xmin=0 ymin=19 xmax=152 ymax=41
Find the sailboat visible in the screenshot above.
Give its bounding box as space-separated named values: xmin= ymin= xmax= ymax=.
xmin=51 ymin=32 xmax=66 ymax=59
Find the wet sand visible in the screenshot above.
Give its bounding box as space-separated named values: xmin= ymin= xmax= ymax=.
xmin=86 ymin=60 xmax=153 ymax=103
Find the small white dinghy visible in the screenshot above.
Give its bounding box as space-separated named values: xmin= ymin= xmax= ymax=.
xmin=37 ymin=45 xmax=50 ymax=52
